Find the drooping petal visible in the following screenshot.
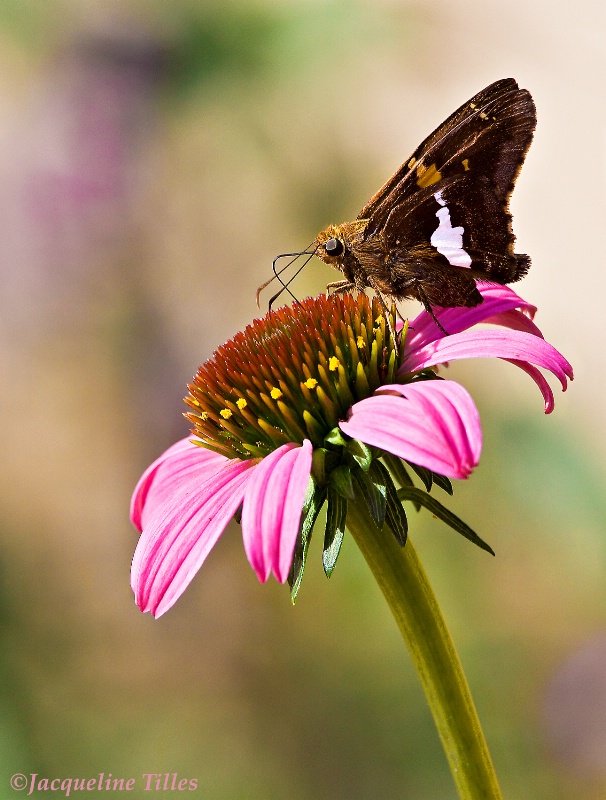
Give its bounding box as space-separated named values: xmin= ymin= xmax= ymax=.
xmin=407 ymin=284 xmax=538 ymax=350
xmin=401 ymin=328 xmax=573 ymax=409
xmin=241 ymin=440 xmax=313 ymax=583
xmin=130 ymin=438 xmax=228 ymax=532
xmin=339 ymin=380 xmax=481 ymax=479
xmin=481 ymin=309 xmax=544 ymax=337
xmin=505 ymin=360 xmax=557 ymax=413
xmin=132 ymin=458 xmax=256 ymax=618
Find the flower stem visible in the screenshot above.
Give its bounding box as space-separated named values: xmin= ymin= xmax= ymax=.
xmin=346 ymin=498 xmax=503 ymax=800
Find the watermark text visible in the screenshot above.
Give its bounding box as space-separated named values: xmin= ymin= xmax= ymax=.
xmin=9 ymin=773 xmax=198 ymax=796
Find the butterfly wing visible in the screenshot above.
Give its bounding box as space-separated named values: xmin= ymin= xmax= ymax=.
xmin=381 ymin=173 xmax=529 ymax=281
xmin=357 ymin=78 xmax=536 ymax=285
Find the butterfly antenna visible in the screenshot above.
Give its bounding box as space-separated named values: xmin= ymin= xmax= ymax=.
xmin=256 ymin=241 xmax=316 ymax=307
xmin=256 ymin=253 xmax=300 ymax=306
xmin=268 ymin=250 xmax=317 ymax=309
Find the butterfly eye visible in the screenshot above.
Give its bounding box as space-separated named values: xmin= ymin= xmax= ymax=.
xmin=325 ymin=238 xmax=344 ymax=257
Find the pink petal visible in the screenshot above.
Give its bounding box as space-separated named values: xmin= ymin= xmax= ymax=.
xmin=132 ymin=458 xmax=256 ymax=618
xmin=481 ymin=309 xmax=544 ymax=338
xmin=505 ymin=359 xmax=556 ymax=413
xmin=130 ymin=438 xmax=227 ymax=532
xmin=241 ymin=440 xmax=313 ymax=583
xmin=407 ymin=284 xmax=537 ymax=350
xmin=401 ymin=328 xmax=573 ymax=408
xmin=339 ymin=380 xmax=481 ymax=479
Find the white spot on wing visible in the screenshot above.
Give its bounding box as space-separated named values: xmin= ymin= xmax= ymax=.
xmin=430 ymin=191 xmax=472 ymax=268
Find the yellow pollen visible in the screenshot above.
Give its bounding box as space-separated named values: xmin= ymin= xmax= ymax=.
xmin=220 ymin=409 xmax=232 ymax=419
xmin=200 ymin=411 xmax=209 ymax=421
xmin=304 ymin=378 xmax=318 ymax=389
xmin=328 ymin=356 xmax=340 ymax=371
xmin=270 ymin=387 xmax=283 ymax=400
xmin=375 ymin=314 xmax=384 ymax=325
xmin=356 ymin=335 xmax=364 ymax=348
xmin=236 ymin=398 xmax=247 ymax=410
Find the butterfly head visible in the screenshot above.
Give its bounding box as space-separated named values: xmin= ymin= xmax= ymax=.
xmin=314 ymin=220 xmax=367 ymax=267
xmin=314 ymin=224 xmax=346 ymax=266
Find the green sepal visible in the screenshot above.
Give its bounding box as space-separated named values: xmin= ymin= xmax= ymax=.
xmin=346 ymin=438 xmax=373 ymax=471
xmin=323 ymin=485 xmax=347 ymax=577
xmin=396 ymin=486 xmax=495 ymax=555
xmin=324 ymin=427 xmax=347 ymax=447
xmin=432 ymin=473 xmax=453 ymax=495
xmin=382 ymin=453 xmax=415 ymax=488
xmin=353 ymin=461 xmax=387 ymax=529
xmin=381 ymin=453 xmax=420 ymax=511
xmin=311 ymin=447 xmax=343 ymax=486
xmin=374 ymin=461 xmax=408 ymax=545
xmin=289 ymin=478 xmax=327 ymax=602
xmin=408 ymin=462 xmax=433 ymax=492
xmin=302 ymin=409 xmax=326 ymax=444
xmin=405 ymin=462 xmax=453 ymax=496
xmin=311 ymin=448 xmax=328 ymax=485
xmin=329 ymin=464 xmax=355 ymax=501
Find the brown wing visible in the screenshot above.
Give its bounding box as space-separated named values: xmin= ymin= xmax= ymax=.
xmin=380 ymin=172 xmax=530 ymax=285
xmin=358 ymin=79 xmax=536 ymax=240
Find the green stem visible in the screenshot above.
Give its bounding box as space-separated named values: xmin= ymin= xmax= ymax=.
xmin=346 ymin=497 xmax=503 ymax=800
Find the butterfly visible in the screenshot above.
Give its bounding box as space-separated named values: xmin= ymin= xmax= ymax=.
xmin=261 ymin=79 xmax=536 ymax=328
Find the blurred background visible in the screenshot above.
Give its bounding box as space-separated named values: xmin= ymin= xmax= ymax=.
xmin=0 ymin=1 xmax=604 ymax=798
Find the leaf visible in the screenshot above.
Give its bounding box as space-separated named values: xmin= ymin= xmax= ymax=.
xmin=396 ymin=486 xmax=495 ymax=555
xmin=311 ymin=448 xmax=328 ymax=485
xmin=311 ymin=447 xmax=341 ymax=485
xmin=407 ymin=462 xmax=433 ymax=492
xmin=385 ymin=454 xmax=414 ymax=488
xmin=374 ymin=461 xmax=408 ymax=545
xmin=324 ymin=427 xmax=347 ymax=447
xmin=289 ymin=479 xmax=327 ymax=601
xmin=353 ymin=461 xmax=387 ymax=529
xmin=431 ymin=472 xmax=453 ymax=495
xmin=329 ymin=464 xmax=355 ymax=501
xmin=346 ymin=438 xmax=373 ymax=471
xmin=381 ymin=453 xmax=420 ymax=511
xmin=323 ymin=485 xmax=347 ymax=577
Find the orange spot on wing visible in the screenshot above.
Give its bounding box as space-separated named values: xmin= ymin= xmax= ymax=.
xmin=416 ymin=162 xmax=442 ymax=188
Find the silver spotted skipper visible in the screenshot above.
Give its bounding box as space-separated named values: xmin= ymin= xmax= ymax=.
xmin=261 ymin=79 xmax=536 ymax=324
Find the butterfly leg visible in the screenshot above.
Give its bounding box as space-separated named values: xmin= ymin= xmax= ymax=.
xmin=394 ymin=305 xmax=407 ymax=324
xmin=326 ymin=280 xmax=356 ymax=295
xmin=415 ymin=284 xmax=449 ymax=336
xmin=367 ymin=277 xmax=400 ymax=350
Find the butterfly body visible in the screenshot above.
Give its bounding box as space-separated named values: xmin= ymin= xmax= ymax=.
xmin=313 ymin=79 xmax=536 ymax=312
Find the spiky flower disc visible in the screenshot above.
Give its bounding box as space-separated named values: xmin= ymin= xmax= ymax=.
xmin=185 ymin=294 xmax=403 ymax=460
